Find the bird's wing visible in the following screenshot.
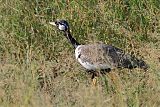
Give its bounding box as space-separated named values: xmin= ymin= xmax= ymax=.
xmin=76 ymin=44 xmax=148 ymax=70
xmin=102 ymin=45 xmax=125 ymax=65
xmin=102 ymin=44 xmax=148 ymax=69
xmin=76 ymin=44 xmax=118 ymax=69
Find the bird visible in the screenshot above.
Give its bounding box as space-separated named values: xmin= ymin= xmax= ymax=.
xmin=49 ymin=19 xmax=148 ymax=80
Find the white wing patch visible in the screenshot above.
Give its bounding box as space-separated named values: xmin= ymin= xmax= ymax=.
xmin=75 ymin=45 xmax=81 ymax=60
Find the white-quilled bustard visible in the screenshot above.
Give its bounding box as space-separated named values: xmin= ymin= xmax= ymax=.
xmin=49 ymin=19 xmax=148 ymax=79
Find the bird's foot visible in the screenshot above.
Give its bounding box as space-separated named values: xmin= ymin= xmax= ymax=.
xmin=92 ymin=77 xmax=98 ymax=86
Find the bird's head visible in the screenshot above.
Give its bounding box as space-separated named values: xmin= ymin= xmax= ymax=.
xmin=49 ymin=19 xmax=69 ymax=32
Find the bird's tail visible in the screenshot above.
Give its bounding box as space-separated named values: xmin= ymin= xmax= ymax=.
xmin=121 ymin=54 xmax=149 ymax=70
xmin=136 ymin=59 xmax=149 ymax=70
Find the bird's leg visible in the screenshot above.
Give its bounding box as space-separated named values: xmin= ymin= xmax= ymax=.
xmin=91 ymin=71 xmax=96 ymax=79
xmin=91 ymin=72 xmax=97 ymax=86
xmin=86 ymin=70 xmax=98 ymax=86
xmin=91 ymin=71 xmax=98 ymax=86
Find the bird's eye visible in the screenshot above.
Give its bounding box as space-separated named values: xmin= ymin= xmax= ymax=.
xmin=54 ymin=21 xmax=58 ymax=25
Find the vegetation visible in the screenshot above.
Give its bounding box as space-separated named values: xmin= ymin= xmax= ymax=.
xmin=0 ymin=0 xmax=160 ymax=106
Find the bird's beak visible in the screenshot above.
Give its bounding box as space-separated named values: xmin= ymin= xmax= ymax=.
xmin=49 ymin=22 xmax=56 ymax=26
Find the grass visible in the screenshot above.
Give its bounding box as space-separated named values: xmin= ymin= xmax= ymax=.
xmin=0 ymin=0 xmax=160 ymax=107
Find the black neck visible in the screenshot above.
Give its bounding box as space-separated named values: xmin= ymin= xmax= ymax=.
xmin=64 ymin=31 xmax=80 ymax=49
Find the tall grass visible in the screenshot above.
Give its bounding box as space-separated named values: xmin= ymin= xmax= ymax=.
xmin=0 ymin=0 xmax=160 ymax=107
